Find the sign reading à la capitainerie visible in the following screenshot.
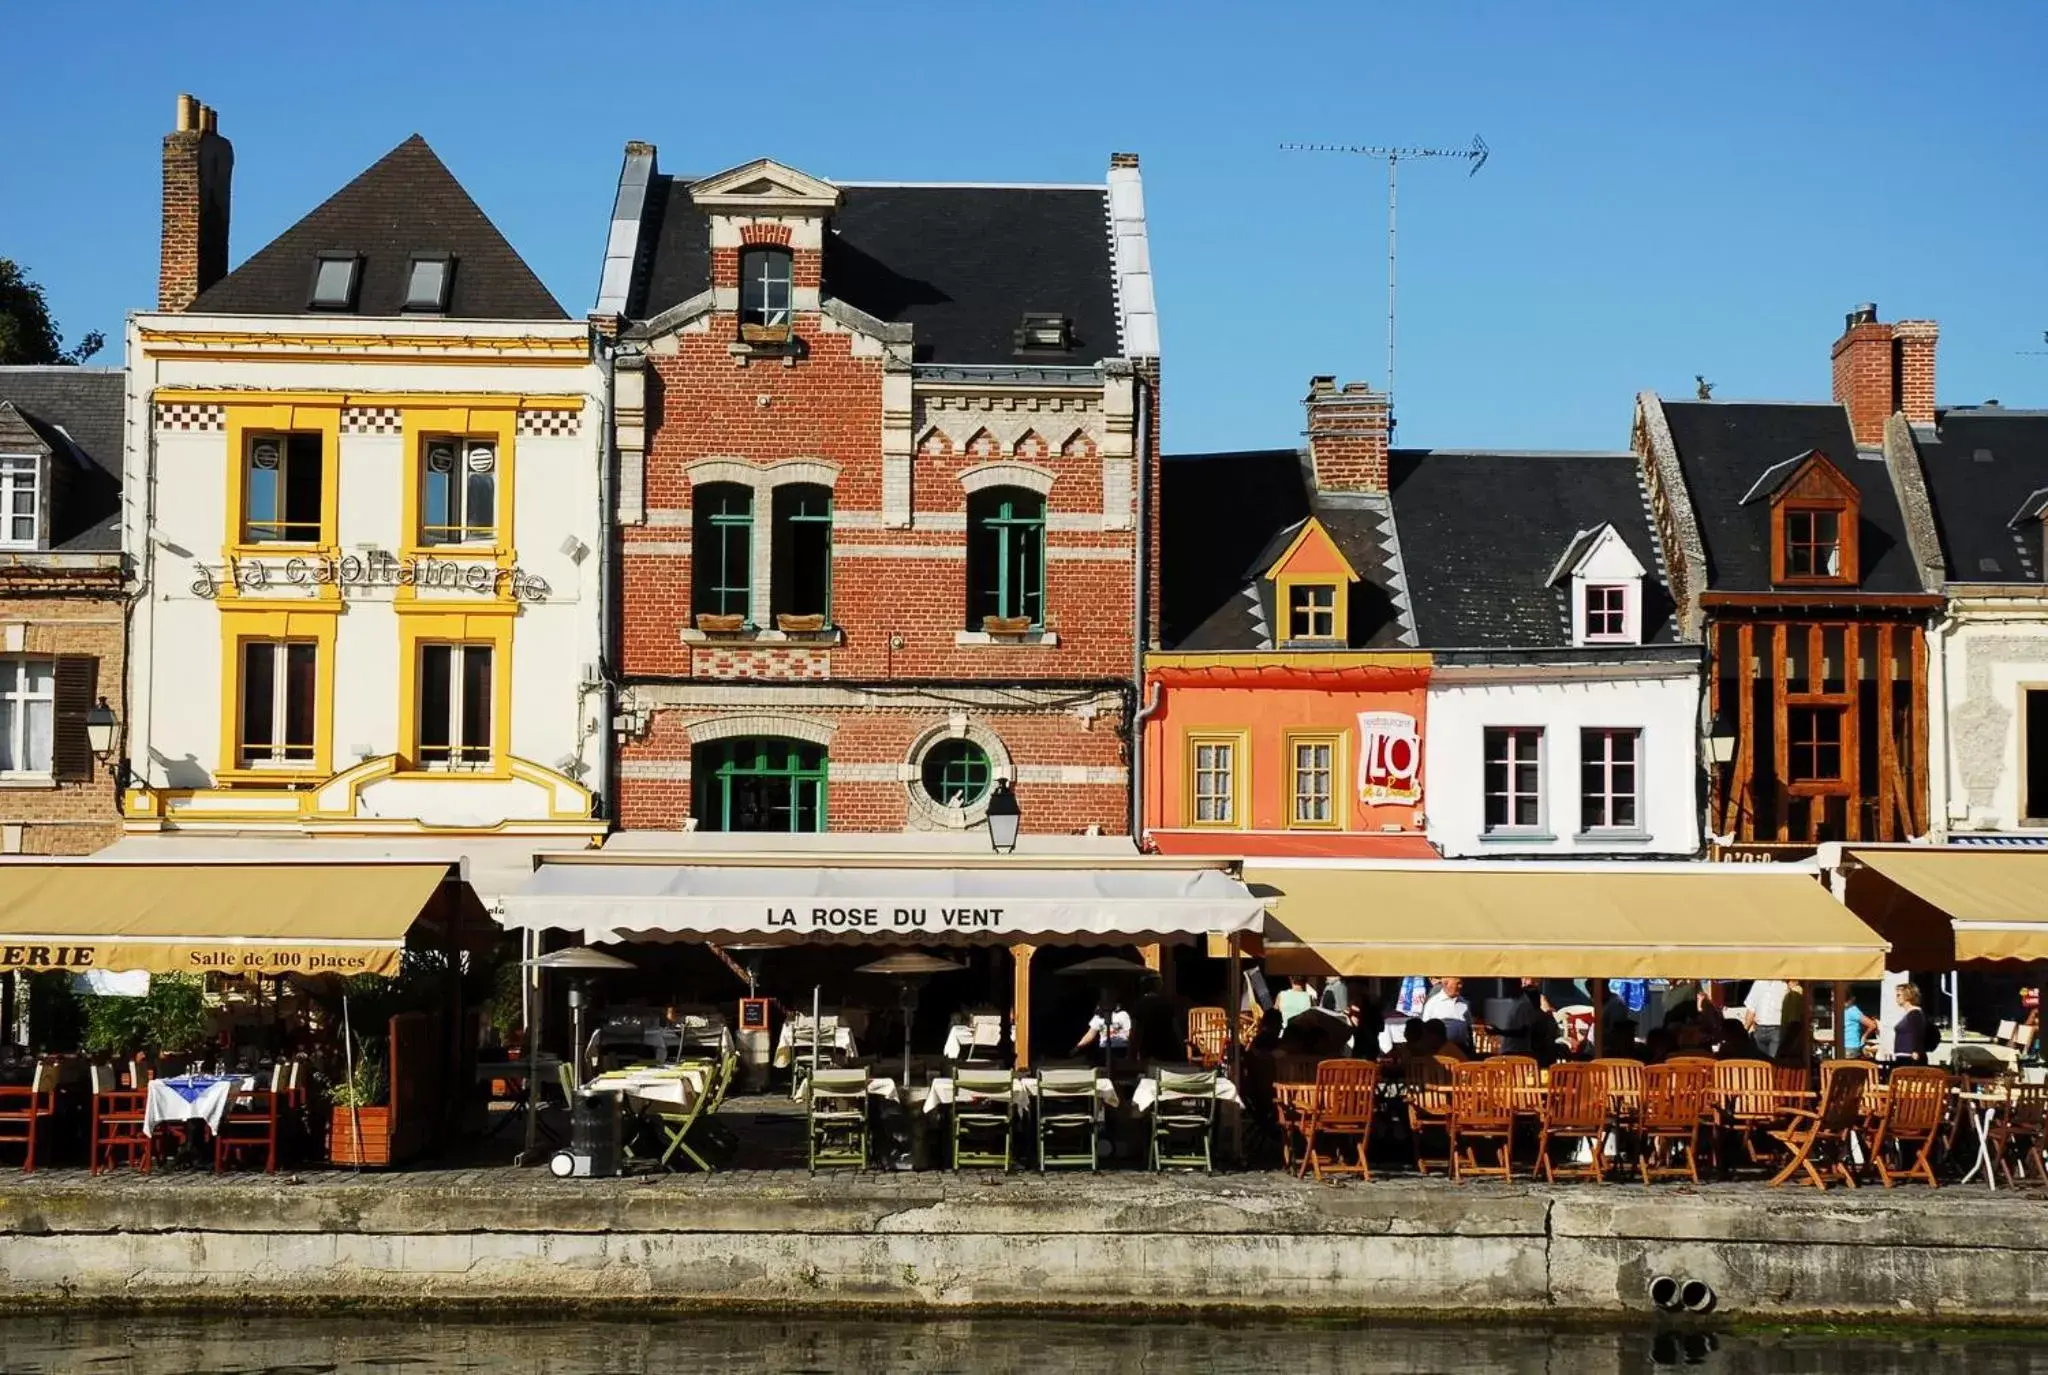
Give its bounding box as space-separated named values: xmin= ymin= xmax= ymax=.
xmin=190 ymin=548 xmax=551 ymax=602
xmin=1357 ymin=710 xmax=1422 ymax=805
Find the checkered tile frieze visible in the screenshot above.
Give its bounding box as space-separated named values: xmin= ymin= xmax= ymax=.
xmin=341 ymin=406 xmax=402 ymax=436
xmin=518 ymin=408 xmax=581 ymax=437
xmin=155 ymin=402 xmax=224 ymax=432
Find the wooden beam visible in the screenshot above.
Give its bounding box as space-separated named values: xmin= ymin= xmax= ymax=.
xmin=1773 ymin=622 xmax=1790 ymax=843
xmin=1010 ymin=942 xmax=1036 ymax=1070
xmin=1843 ymin=623 xmax=1862 ymax=841
xmin=1729 ymin=622 xmax=1756 ymax=838
xmin=1878 ymin=622 xmax=1898 ymax=840
xmin=1807 ymin=623 xmax=1824 ymax=696
xmin=1832 ymin=980 xmax=1848 ymax=1064
xmin=1910 ymin=624 xmax=1930 ymax=836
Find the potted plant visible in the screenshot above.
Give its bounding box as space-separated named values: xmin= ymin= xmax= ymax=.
xmin=695 ymin=612 xmax=747 ymax=634
xmin=327 ymin=1034 xmax=392 ymax=1166
xmin=739 ymin=322 xmax=791 ymax=346
xmin=776 ymin=613 xmax=826 ymax=634
xmin=982 ymin=615 xmax=1033 ymax=637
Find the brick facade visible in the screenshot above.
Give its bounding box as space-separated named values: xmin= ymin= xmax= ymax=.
xmin=0 ymin=588 xmax=125 ymax=855
xmin=157 ymin=94 xmax=231 ymax=313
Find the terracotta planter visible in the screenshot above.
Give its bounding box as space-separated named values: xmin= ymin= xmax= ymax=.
xmin=982 ymin=616 xmax=1033 ymax=636
xmin=776 ymin=613 xmax=826 ymax=634
xmin=328 ymin=1105 xmax=392 ymax=1167
xmin=696 ymin=613 xmax=747 ymax=634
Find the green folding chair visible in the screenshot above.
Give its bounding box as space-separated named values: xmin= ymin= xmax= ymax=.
xmin=694 ymin=1053 xmax=741 ymax=1154
xmin=1149 ymin=1068 xmax=1218 ymax=1172
xmin=807 ymin=1068 xmax=870 ymax=1174
xmin=1036 ymin=1068 xmax=1102 ymax=1172
xmin=952 ymin=1069 xmax=1017 ymax=1171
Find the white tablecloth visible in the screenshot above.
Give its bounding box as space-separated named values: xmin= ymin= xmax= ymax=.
xmin=774 ymin=1024 xmax=858 ymax=1068
xmin=583 ymin=1066 xmax=709 ymax=1110
xmin=1131 ymin=1076 xmax=1240 ymax=1114
xmin=144 ymin=1075 xmax=254 ymax=1134
xmin=921 ymin=1074 xmax=1118 ymax=1115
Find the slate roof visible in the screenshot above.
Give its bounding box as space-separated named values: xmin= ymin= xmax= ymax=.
xmin=0 ymin=367 xmax=123 ymax=552
xmin=1388 ymin=451 xmax=1677 ymax=648
xmin=1160 ymin=450 xmax=1410 ymax=651
xmin=1659 ymin=401 xmax=1922 ymax=594
xmin=191 ymin=136 xmax=564 ymax=320
xmin=1914 ymin=406 xmax=2048 ymax=583
xmin=633 ymin=179 xmax=1119 ymax=365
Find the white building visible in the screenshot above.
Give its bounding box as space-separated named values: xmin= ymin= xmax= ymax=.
xmin=117 ymin=98 xmax=605 ymax=883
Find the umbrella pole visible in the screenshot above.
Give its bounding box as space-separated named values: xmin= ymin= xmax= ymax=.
xmin=812 ymin=983 xmax=822 ymax=1091
xmin=342 ymin=994 xmax=362 ymax=1175
xmin=520 ymin=930 xmax=541 ymax=1166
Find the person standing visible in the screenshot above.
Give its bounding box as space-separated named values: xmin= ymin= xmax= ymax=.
xmin=1274 ymin=976 xmax=1316 ymax=1028
xmin=1841 ymin=996 xmax=1875 ymax=1058
xmin=1889 ymin=982 xmax=1931 ymax=1065
xmin=1421 ymin=977 xmax=1472 ymax=1048
xmin=1741 ymin=979 xmax=1790 ymax=1061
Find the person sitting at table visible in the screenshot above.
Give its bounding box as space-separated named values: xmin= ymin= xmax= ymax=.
xmin=1889 ymin=982 xmax=1931 ymax=1065
xmin=1642 ymin=1027 xmax=1677 ymax=1065
xmin=1406 ymin=1019 xmax=1466 ymax=1065
xmin=1249 ymin=1006 xmax=1284 ymax=1053
xmin=1275 ymin=976 xmax=1317 ymax=1028
xmin=1715 ymin=1021 xmax=1760 ymax=1061
xmin=1073 ymin=991 xmax=1132 ymax=1060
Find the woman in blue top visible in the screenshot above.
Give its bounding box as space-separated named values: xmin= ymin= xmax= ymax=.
xmin=1841 ymin=997 xmax=1873 ymax=1057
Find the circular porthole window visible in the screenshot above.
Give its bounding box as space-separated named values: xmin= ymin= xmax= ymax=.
xmin=920 ymin=738 xmax=992 ymax=809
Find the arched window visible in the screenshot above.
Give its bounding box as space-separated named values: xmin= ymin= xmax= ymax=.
xmin=966 ymin=486 xmax=1045 ymax=629
xmin=770 ymin=483 xmax=832 ymax=625
xmin=740 ymin=247 xmax=793 ymax=330
xmin=692 ymin=482 xmax=753 ymax=621
xmin=693 ymin=737 xmax=825 ymax=832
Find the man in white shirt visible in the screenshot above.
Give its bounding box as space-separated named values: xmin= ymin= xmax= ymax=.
xmin=1073 ymin=1003 xmax=1131 ymax=1058
xmin=1742 ymin=979 xmax=1789 ymax=1060
xmin=1420 ymin=977 xmax=1471 ymax=1045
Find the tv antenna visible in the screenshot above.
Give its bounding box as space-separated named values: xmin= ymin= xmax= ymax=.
xmin=1281 ymin=135 xmax=1489 ymax=400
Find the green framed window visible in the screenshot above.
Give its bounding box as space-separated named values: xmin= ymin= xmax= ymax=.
xmin=966 ymin=486 xmax=1046 ymax=628
xmin=693 ymin=737 xmax=825 ymax=832
xmin=921 ymin=738 xmax=992 ymax=808
xmin=692 ymin=483 xmax=753 ymax=620
xmin=770 ymin=483 xmax=833 ymax=622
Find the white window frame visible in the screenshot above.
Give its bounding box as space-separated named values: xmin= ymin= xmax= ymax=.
xmin=418 ymin=643 xmax=494 ymax=772
xmin=1287 ymin=733 xmax=1341 ymax=829
xmin=1579 ymin=727 xmax=1642 ymax=833
xmin=0 ymin=655 xmax=54 ymax=779
xmin=420 ymin=436 xmax=498 ymax=546
xmin=238 ymin=640 xmax=317 ymax=769
xmin=1583 ymin=584 xmax=1629 ymax=642
xmin=1483 ymin=726 xmax=1546 ymax=835
xmin=0 ymin=454 xmax=42 ymax=551
xmin=1189 ymin=736 xmax=1239 ymax=826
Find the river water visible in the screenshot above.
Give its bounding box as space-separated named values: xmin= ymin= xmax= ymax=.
xmin=2 ymin=1315 xmax=2044 ymax=1374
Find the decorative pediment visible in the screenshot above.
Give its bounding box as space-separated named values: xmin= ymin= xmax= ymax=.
xmin=1739 ymin=449 xmax=1858 ymax=508
xmin=1546 ymin=523 xmax=1645 ymax=587
xmin=687 ymin=159 xmax=841 ymax=215
xmin=1262 ymin=516 xmax=1360 ymax=584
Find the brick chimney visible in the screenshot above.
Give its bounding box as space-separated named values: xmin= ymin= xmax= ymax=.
xmin=1831 ymin=303 xmax=1939 ymax=447
xmin=1303 ymin=376 xmax=1390 ymax=492
xmin=158 ymin=93 xmax=233 ymax=312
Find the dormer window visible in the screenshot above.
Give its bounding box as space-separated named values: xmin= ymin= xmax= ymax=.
xmin=1014 ymin=312 xmax=1073 ymax=352
xmin=1287 ymin=582 xmax=1339 ymax=641
xmin=1783 ymin=507 xmax=1842 ymax=578
xmin=1583 ymin=584 xmax=1628 ymax=641
xmin=1748 ymin=450 xmax=1860 ymax=586
xmin=402 ymin=253 xmax=454 ymax=313
xmin=309 ymin=252 xmax=361 ymax=310
xmin=0 ymin=454 xmax=41 ymax=550
xmin=740 ymin=247 xmax=793 ymax=338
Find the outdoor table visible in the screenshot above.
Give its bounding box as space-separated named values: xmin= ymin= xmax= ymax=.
xmin=144 ymin=1074 xmax=255 ymax=1136
xmin=773 ymin=1022 xmax=858 ymax=1069
xmin=1131 ymin=1075 xmax=1239 ymax=1114
xmin=583 ymin=1065 xmax=711 ymax=1111
xmin=1956 ymin=1088 xmax=2010 ymax=1190
xmin=920 ymin=1074 xmax=1119 ymax=1115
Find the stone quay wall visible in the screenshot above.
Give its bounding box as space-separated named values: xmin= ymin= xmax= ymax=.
xmin=4 ymin=1177 xmax=2046 ymax=1320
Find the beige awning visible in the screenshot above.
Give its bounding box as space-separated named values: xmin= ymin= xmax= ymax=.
xmin=1253 ymin=862 xmax=1888 ymax=981
xmin=1844 ymin=849 xmax=2048 ymax=967
xmin=0 ymin=861 xmax=476 ymax=977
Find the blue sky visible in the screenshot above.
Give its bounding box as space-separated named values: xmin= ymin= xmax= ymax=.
xmin=5 ymin=2 xmax=2044 ymax=453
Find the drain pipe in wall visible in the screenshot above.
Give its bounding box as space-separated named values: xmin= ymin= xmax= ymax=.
xmin=1129 ymin=368 xmax=1157 ymax=845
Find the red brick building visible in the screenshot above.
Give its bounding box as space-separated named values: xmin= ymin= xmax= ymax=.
xmin=594 ymin=152 xmax=1161 ymax=836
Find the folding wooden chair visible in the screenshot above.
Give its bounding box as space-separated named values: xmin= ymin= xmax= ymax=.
xmin=1537 ymin=1063 xmax=1610 ymax=1183
xmin=1297 ymin=1059 xmax=1378 ymax=1183
xmin=0 ymin=1059 xmax=59 ymax=1174
xmin=1037 ymin=1068 xmax=1102 ymax=1172
xmin=1449 ymin=1061 xmax=1515 ymax=1183
xmin=1149 ymin=1068 xmax=1219 ymax=1173
xmin=1638 ymin=1063 xmax=1714 ymax=1185
xmin=1987 ymin=1082 xmax=2048 ymax=1187
xmin=804 ymin=1067 xmax=868 ymax=1174
xmin=214 ymin=1087 xmax=280 ymax=1174
xmin=90 ymin=1062 xmax=152 ymax=1175
xmin=1713 ymin=1059 xmax=1782 ymax=1172
xmin=1185 ymin=1007 xmax=1230 ymax=1067
xmin=1405 ymin=1055 xmax=1456 ymax=1176
xmin=1869 ymin=1066 xmax=1949 ymax=1188
xmin=1591 ymin=1058 xmax=1645 ymax=1165
xmin=951 ymin=1069 xmax=1016 ymax=1172
xmin=1768 ymin=1061 xmax=1871 ymax=1190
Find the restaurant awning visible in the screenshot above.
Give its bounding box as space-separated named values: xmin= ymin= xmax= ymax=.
xmin=1252 ymin=861 xmax=1889 ymax=981
xmin=1842 ymin=848 xmax=2048 ymax=968
xmin=497 ymin=854 xmax=1265 ymax=947
xmin=0 ymin=860 xmax=480 ymax=977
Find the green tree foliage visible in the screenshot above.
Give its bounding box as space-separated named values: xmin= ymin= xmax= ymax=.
xmin=0 ymin=259 xmax=103 ymax=365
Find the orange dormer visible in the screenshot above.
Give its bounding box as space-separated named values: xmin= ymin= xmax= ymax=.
xmin=1265 ymin=516 xmax=1360 ymax=645
xmin=1744 ymin=450 xmax=1861 ymax=587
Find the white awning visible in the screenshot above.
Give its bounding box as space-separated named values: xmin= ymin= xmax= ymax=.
xmin=497 ymin=856 xmax=1264 ymax=946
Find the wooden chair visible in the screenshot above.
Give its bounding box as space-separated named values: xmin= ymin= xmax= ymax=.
xmin=1638 ymin=1063 xmax=1714 ymax=1185
xmin=1449 ymin=1061 xmax=1515 ymax=1183
xmin=214 ymin=1088 xmax=281 ymax=1174
xmin=1493 ymin=1056 xmax=1543 ymax=1116
xmin=0 ymin=1060 xmax=60 ymax=1174
xmin=90 ymin=1062 xmax=152 ymax=1175
xmin=1986 ymin=1083 xmax=2048 ymax=1187
xmin=1767 ymin=1061 xmax=1871 ymax=1190
xmin=806 ymin=1068 xmax=870 ymax=1174
xmin=1591 ymin=1058 xmax=1645 ymax=1163
xmin=1713 ymin=1059 xmax=1783 ymax=1171
xmin=1405 ymin=1055 xmax=1456 ymax=1176
xmin=1186 ymin=1007 xmax=1230 ymax=1067
xmin=1297 ymin=1060 xmax=1379 ymax=1183
xmin=1868 ymin=1066 xmax=1949 ymax=1188
xmin=1469 ymin=1023 xmax=1503 ymax=1057
xmin=1537 ymin=1063 xmax=1610 ymax=1183
xmin=1149 ymin=1068 xmax=1219 ymax=1173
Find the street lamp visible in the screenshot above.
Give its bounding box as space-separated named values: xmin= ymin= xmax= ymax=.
xmin=985 ymin=778 xmax=1020 ymax=854
xmin=85 ymin=697 xmax=117 ymax=759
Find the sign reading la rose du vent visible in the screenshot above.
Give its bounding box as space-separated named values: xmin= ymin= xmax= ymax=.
xmin=1357 ymin=710 xmax=1422 ymax=805
xmin=190 ymin=548 xmax=551 ymax=602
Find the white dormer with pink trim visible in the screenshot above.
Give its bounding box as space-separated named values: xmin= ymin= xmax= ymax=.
xmin=1548 ymin=523 xmax=1647 ymax=647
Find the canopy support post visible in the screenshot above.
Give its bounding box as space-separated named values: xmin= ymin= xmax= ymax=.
xmin=1592 ymin=978 xmax=1607 ymax=1058
xmin=1 ymin=971 xmax=13 ymax=1049
xmin=1832 ymin=980 xmax=1848 ymax=1062
xmin=1226 ymin=932 xmax=1244 ymax=1163
xmin=1010 ymin=942 xmax=1035 ymax=1071
xmin=517 ymin=927 xmax=542 ymax=1168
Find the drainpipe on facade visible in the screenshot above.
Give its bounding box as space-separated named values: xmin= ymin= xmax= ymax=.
xmin=594 ymin=339 xmax=623 ymax=823
xmin=1128 ymin=372 xmax=1153 ymax=845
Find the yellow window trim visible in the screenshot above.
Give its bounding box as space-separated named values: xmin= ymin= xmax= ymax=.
xmin=1274 ymin=574 xmax=1348 ymax=646
xmin=396 ymin=612 xmax=515 ymax=779
xmin=1182 ymin=729 xmax=1249 ymax=830
xmin=216 ymin=607 xmax=339 ymax=784
xmin=1283 ymin=728 xmax=1347 ymax=831
xmin=221 ymin=402 xmax=343 ymax=564
xmin=156 ymin=388 xmax=584 ymax=410
xmin=1260 ymin=516 xmax=1362 ymax=584
xmin=1146 ymin=650 xmax=1431 ymax=671
xmin=400 ymin=407 xmax=518 ymax=564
